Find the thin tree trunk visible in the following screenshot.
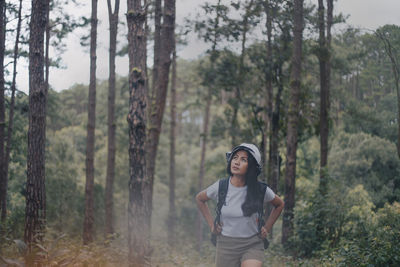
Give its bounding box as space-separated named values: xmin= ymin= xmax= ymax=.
xmin=126 ymin=0 xmax=150 ymax=265
xmin=196 ymin=89 xmax=212 ymax=250
xmin=270 ymin=66 xmax=283 ymax=196
xmin=1 ymin=0 xmax=23 ymax=223
xmin=264 ymin=0 xmax=273 ymax=184
xmin=318 ymin=0 xmax=329 ymax=197
xmin=105 ymin=0 xmax=120 ymax=238
xmin=168 ymin=45 xmax=177 ymax=246
xmin=230 ymin=106 xmax=238 ymax=147
xmin=282 ymin=0 xmax=303 ymax=245
xmin=146 ymin=0 xmax=175 ymax=219
xmin=397 ymin=74 xmax=400 ymax=159
xmin=195 ymin=0 xmax=221 ymax=247
xmin=264 ymin=0 xmax=276 ymax=237
xmin=316 ymin=0 xmax=332 ymax=243
xmin=83 ymin=0 xmax=98 ymax=245
xmin=266 ymin=65 xmax=283 ymax=239
xmin=25 ymin=0 xmax=48 ymax=253
xmin=326 ymin=0 xmax=332 ymax=116
xmin=45 ymin=0 xmax=50 ymax=94
xmin=0 ymin=0 xmax=6 ymax=223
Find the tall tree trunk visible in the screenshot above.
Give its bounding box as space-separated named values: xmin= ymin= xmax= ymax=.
xmin=146 ymin=0 xmax=175 ymax=218
xmin=318 ymin=0 xmax=330 ymax=197
xmin=168 ymin=45 xmax=177 ymax=246
xmin=196 ymin=89 xmax=212 ymax=249
xmin=316 ymin=0 xmax=332 ymax=243
xmin=230 ymin=0 xmax=254 ymax=147
xmin=25 ymin=0 xmax=48 ymax=252
xmin=397 ymin=72 xmax=400 ymax=159
xmin=266 ymin=66 xmax=284 ymax=240
xmin=268 ymin=65 xmax=283 ymax=205
xmin=264 ymin=0 xmax=273 ymax=184
xmin=0 ymin=0 xmax=6 ymax=223
xmin=105 ymin=0 xmax=120 ymax=238
xmin=83 ymin=0 xmax=98 ymax=245
xmin=126 ymin=0 xmax=150 ymax=265
xmin=45 ymin=0 xmax=50 ymax=93
xmin=151 ymin=0 xmax=161 ymax=100
xmin=195 ymin=0 xmax=221 ymax=247
xmin=230 ymin=1 xmax=252 ymax=147
xmin=1 ymin=0 xmax=23 ymax=223
xmin=264 ymin=0 xmax=274 ymax=218
xmin=282 ymin=0 xmax=303 ymax=245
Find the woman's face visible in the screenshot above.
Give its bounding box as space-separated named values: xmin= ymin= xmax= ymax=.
xmin=230 ymin=150 xmax=248 ymax=177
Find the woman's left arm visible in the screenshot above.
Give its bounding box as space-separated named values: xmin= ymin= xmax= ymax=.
xmin=260 ymin=195 xmax=284 ymax=238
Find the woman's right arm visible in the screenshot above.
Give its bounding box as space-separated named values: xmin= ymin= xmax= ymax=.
xmin=196 ymin=190 xmax=221 ymax=233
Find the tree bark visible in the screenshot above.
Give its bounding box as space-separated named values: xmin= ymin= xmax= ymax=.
xmin=282 ymin=0 xmax=303 ymax=245
xmin=45 ymin=0 xmax=50 ymax=94
xmin=83 ymin=0 xmax=98 ymax=245
xmin=269 ymin=65 xmax=283 ymax=197
xmin=168 ymin=44 xmax=177 ymax=246
xmin=105 ymin=0 xmax=120 ymax=238
xmin=0 ymin=0 xmax=6 ymax=223
xmin=151 ymin=0 xmax=161 ymax=100
xmin=126 ymin=0 xmax=150 ymax=265
xmin=196 ymin=89 xmax=212 ymax=249
xmin=264 ymin=0 xmax=274 ymax=217
xmin=146 ymin=0 xmax=175 ymax=218
xmin=195 ymin=0 xmax=221 ymax=247
xmin=263 ymin=0 xmax=273 ymax=184
xmin=1 ymin=0 xmax=23 ymax=223
xmin=318 ymin=0 xmax=330 ymax=197
xmin=316 ymin=0 xmax=333 ymax=243
xmin=25 ymin=0 xmax=48 ymax=252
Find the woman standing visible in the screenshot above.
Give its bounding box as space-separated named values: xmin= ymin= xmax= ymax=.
xmin=196 ymin=143 xmax=284 ymax=267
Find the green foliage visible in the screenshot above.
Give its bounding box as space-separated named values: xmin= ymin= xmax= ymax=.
xmin=343 ymin=93 xmax=397 ymax=143
xmin=329 ymin=132 xmax=400 ymax=207
xmin=292 ymin=181 xmax=375 ymax=258
xmin=332 ymin=202 xmax=400 ymax=266
xmin=3 ymin=0 xmax=400 ymax=261
xmin=3 ymin=92 xmax=29 ymax=239
xmin=292 ymin=131 xmax=399 ymax=259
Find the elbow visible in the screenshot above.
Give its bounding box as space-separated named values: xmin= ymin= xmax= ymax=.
xmin=195 ymin=192 xmax=203 ymax=204
xmin=196 ymin=191 xmax=207 ymax=205
xmin=279 ymin=200 xmax=285 ymax=212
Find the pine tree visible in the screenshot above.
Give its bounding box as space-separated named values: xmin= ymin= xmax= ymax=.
xmin=83 ymin=0 xmax=98 ymax=245
xmin=25 ymin=0 xmax=48 ymax=253
xmin=282 ymin=0 xmax=303 ymax=245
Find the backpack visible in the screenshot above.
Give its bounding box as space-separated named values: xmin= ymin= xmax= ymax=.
xmin=210 ymin=177 xmax=270 ymax=249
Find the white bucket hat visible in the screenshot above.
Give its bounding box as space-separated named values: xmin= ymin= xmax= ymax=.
xmin=226 ymin=143 xmax=262 ymax=175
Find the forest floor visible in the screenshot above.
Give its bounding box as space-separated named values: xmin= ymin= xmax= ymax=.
xmin=1 ymin=236 xmax=324 ymax=267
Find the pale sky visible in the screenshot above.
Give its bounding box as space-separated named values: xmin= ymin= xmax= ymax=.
xmin=13 ymin=0 xmax=400 ymax=93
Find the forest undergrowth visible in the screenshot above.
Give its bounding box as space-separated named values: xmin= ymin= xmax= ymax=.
xmin=1 ymin=220 xmax=325 ymax=267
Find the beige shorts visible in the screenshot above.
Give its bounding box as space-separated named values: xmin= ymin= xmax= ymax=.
xmin=215 ymin=234 xmax=264 ymax=267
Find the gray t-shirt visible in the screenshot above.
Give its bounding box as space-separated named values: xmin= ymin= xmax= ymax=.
xmin=206 ymin=177 xmax=275 ymax=238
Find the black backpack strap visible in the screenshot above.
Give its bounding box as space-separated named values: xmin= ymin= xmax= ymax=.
xmin=211 ymin=177 xmax=229 ymax=246
xmin=257 ymin=181 xmax=271 ymax=249
xmin=214 ymin=177 xmax=229 ymax=227
xmin=257 ymin=181 xmax=268 ymax=233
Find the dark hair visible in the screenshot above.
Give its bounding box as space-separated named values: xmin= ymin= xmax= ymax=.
xmin=227 ymin=150 xmax=262 ymax=217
